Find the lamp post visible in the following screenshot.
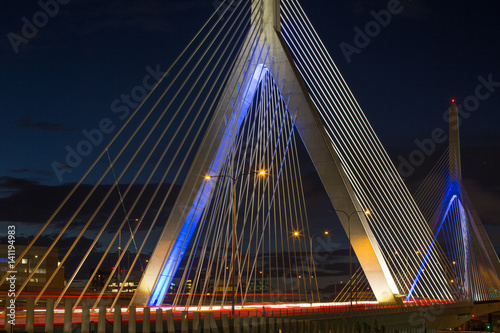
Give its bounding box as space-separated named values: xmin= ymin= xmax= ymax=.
xmin=205 ymin=169 xmax=266 ymax=315
xmin=293 ymin=230 xmax=330 ymax=304
xmin=330 ymin=209 xmax=370 ymax=307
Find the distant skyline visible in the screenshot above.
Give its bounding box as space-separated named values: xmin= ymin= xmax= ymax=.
xmin=1 ymin=0 xmax=499 ymax=260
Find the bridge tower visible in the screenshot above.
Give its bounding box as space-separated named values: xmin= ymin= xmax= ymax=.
xmin=449 ymin=101 xmax=500 ymax=278
xmin=132 ymin=0 xmax=400 ymax=306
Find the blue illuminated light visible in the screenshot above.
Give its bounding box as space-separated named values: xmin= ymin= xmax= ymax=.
xmin=406 ymin=195 xmax=458 ymax=300
xmin=148 ymin=64 xmax=269 ymax=306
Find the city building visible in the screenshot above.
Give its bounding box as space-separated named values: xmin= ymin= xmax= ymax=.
xmin=0 ymin=245 xmax=65 ymax=292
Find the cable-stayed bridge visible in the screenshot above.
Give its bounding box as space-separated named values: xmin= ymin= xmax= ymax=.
xmin=2 ymin=0 xmax=500 ymax=331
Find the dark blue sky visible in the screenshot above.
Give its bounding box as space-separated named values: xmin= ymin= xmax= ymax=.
xmin=1 ymin=0 xmax=499 ymax=252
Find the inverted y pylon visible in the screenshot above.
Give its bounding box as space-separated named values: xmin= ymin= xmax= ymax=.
xmin=418 ymin=101 xmax=500 ymax=301
xmin=132 ymin=0 xmax=400 ymax=306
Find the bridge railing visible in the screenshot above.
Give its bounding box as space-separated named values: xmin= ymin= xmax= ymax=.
xmin=2 ymin=296 xmax=471 ymax=332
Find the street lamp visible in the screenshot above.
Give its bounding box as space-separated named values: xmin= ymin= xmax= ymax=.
xmin=205 ymin=169 xmax=267 ymax=315
xmin=293 ymin=230 xmax=330 ymax=303
xmin=329 ymin=209 xmax=370 ymax=307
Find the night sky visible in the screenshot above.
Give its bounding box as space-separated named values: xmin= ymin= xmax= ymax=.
xmin=1 ymin=0 xmax=499 ymax=258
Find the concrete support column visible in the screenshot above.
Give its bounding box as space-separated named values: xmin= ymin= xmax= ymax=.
xmin=276 ymin=318 xmax=282 ymax=333
xmin=304 ymin=320 xmax=311 ymax=333
xmin=283 ymin=318 xmax=290 ymax=332
xmin=26 ymin=297 xmax=35 ymax=333
xmin=143 ymin=307 xmax=151 ymax=333
xmin=259 ymin=316 xmax=267 ymax=332
xmin=128 ymin=305 xmax=136 ymax=333
xmin=113 ymin=303 xmax=122 ymax=333
xmin=208 ymin=313 xmax=218 ymax=332
xmin=63 ymin=298 xmax=73 ymax=333
xmin=233 ymin=315 xmax=241 ymax=333
xmin=38 ymin=298 xmax=54 ymax=333
xmin=221 ymin=314 xmax=230 ymax=333
xmin=268 ymin=317 xmax=275 ymax=333
xmin=45 ymin=298 xmax=55 ymax=333
xmin=181 ymin=311 xmax=189 ymax=333
xmin=297 ymin=320 xmax=304 ymax=333
xmin=311 ymin=321 xmax=318 ymax=333
xmin=155 ymin=308 xmax=163 ymax=333
xmin=98 ymin=304 xmax=106 ymax=333
xmin=192 ymin=312 xmax=200 ymax=333
xmin=242 ymin=316 xmax=249 ymax=333
xmin=251 ymin=316 xmax=259 ymax=332
xmin=322 ymin=320 xmax=329 ymax=333
xmin=204 ymin=313 xmax=211 ymax=333
xmin=4 ymin=295 xmax=13 ymax=332
xmin=166 ymin=309 xmax=175 ymax=333
xmin=81 ymin=301 xmax=90 ymax=333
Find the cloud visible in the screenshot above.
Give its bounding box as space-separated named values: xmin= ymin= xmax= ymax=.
xmin=0 ymin=177 xmax=179 ymax=229
xmin=0 ymin=176 xmax=39 ymax=198
xmin=9 ymin=168 xmax=53 ymax=177
xmin=14 ymin=116 xmax=77 ymax=132
xmin=0 ymin=176 xmax=39 ymax=189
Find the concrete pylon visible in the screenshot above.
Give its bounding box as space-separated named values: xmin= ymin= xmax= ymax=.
xmin=448 ymin=100 xmax=500 ymax=277
xmin=448 ymin=101 xmax=461 ymax=182
xmin=143 ymin=307 xmax=151 ymax=333
xmin=132 ymin=0 xmax=399 ymax=306
xmin=46 ymin=298 xmax=55 ymax=333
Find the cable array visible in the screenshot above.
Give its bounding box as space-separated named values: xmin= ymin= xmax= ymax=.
xmin=3 ymin=0 xmax=499 ymax=309
xmin=414 ymin=148 xmax=500 ymax=301
xmin=168 ymin=68 xmax=319 ymax=308
xmin=280 ymin=0 xmax=457 ymax=302
xmin=1 ymin=0 xmax=320 ymax=308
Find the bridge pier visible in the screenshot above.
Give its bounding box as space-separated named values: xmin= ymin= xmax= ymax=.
xmin=297 ymin=319 xmax=304 ymax=333
xmin=143 ymin=306 xmax=151 ymax=333
xmin=259 ymin=316 xmax=266 ymax=332
xmin=182 ymin=311 xmax=189 ymax=333
xmin=26 ymin=297 xmax=34 ymax=333
xmin=63 ymin=298 xmax=72 ymax=333
xmin=128 ymin=305 xmax=136 ymax=333
xmin=304 ymin=320 xmax=311 ymax=333
xmin=242 ymin=316 xmax=249 ymax=333
xmin=268 ymin=317 xmax=275 ymax=333
xmin=233 ymin=315 xmax=241 ymax=333
xmin=98 ymin=304 xmax=106 ymax=333
xmin=166 ymin=309 xmax=175 ymax=333
xmin=276 ymin=318 xmax=282 ymax=332
xmin=81 ymin=301 xmax=90 ymax=333
xmin=46 ymin=298 xmax=55 ymax=333
xmin=221 ymin=314 xmax=229 ymax=332
xmin=155 ymin=307 xmax=163 ymax=333
xmin=113 ymin=302 xmax=122 ymax=333
xmin=193 ymin=312 xmax=201 ymax=333
xmin=251 ymin=316 xmax=259 ymax=332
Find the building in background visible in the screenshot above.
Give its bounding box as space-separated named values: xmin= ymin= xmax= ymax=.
xmin=0 ymin=245 xmax=65 ymax=292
